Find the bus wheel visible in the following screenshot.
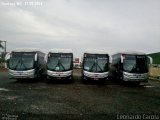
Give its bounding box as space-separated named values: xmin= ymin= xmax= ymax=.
xmin=46 ymin=78 xmax=51 ymax=83
xmin=82 ymin=77 xmax=87 ymax=84
xmin=68 ymin=77 xmax=73 ymax=83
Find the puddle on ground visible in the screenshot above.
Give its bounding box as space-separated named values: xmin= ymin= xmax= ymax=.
xmin=0 ymin=88 xmax=9 ymax=91
xmin=144 ymin=85 xmax=155 ymax=88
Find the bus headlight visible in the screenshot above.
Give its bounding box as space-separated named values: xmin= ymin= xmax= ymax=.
xmin=27 ymin=69 xmax=35 ymax=75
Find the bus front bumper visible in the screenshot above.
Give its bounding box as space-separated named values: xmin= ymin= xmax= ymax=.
xmin=123 ymin=72 xmax=149 ymax=82
xmin=8 ymin=69 xmax=36 ymax=79
xmin=83 ymin=71 xmax=109 ymax=81
xmin=47 ymin=70 xmax=72 ymax=80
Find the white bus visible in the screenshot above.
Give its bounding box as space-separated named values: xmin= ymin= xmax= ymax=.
xmin=8 ymin=49 xmax=46 ymax=80
xmin=109 ymin=51 xmax=151 ymax=84
xmin=47 ymin=49 xmax=73 ymax=80
xmin=82 ymin=50 xmax=109 ymax=82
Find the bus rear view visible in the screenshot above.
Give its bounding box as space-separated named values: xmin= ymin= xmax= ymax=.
xmin=47 ymin=49 xmax=73 ymax=81
xmin=82 ymin=50 xmax=109 ymax=82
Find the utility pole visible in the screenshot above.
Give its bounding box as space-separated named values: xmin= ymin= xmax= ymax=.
xmin=4 ymin=41 xmax=6 ymax=55
xmin=0 ymin=40 xmax=7 ymax=69
xmin=0 ymin=40 xmax=7 ymax=55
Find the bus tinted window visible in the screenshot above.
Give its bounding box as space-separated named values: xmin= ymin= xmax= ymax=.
xmin=9 ymin=52 xmax=35 ymax=71
xmin=47 ymin=53 xmax=73 ymax=71
xmin=123 ymin=55 xmax=148 ymax=73
xmin=83 ymin=54 xmax=109 ymax=72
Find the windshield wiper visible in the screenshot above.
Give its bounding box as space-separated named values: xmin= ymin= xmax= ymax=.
xmin=96 ymin=63 xmax=103 ymax=72
xmin=130 ymin=64 xmax=136 ymax=72
xmin=20 ymin=59 xmax=28 ymax=70
xmin=13 ymin=59 xmax=21 ymax=70
xmin=90 ymin=62 xmax=96 ymax=72
xmin=14 ymin=58 xmax=29 ymax=70
xmin=48 ymin=62 xmax=56 ymax=71
xmin=90 ymin=61 xmax=103 ymax=72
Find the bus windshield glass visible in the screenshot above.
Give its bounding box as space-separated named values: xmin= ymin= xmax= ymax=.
xmin=123 ymin=55 xmax=148 ymax=73
xmin=83 ymin=54 xmax=109 ymax=72
xmin=9 ymin=52 xmax=35 ymax=71
xmin=47 ymin=53 xmax=73 ymax=71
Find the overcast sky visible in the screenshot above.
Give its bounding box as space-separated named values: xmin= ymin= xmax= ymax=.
xmin=0 ymin=0 xmax=160 ymax=57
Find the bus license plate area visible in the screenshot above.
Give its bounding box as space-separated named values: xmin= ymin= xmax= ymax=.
xmin=93 ymin=76 xmax=99 ymax=80
xmin=17 ymin=72 xmax=24 ymax=75
xmin=93 ymin=74 xmax=99 ymax=80
xmin=16 ymin=76 xmax=27 ymax=78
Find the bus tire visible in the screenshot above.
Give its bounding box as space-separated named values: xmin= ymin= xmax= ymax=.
xmin=82 ymin=77 xmax=87 ymax=84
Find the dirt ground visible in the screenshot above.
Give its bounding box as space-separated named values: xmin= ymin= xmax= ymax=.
xmin=150 ymin=67 xmax=160 ymax=78
xmin=0 ymin=69 xmax=160 ymax=120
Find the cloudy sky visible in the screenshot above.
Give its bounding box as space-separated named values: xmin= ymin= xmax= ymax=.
xmin=0 ymin=0 xmax=160 ymax=57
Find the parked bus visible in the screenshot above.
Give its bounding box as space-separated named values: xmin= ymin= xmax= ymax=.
xmin=109 ymin=51 xmax=150 ymax=84
xmin=8 ymin=49 xmax=46 ymax=80
xmin=47 ymin=49 xmax=73 ymax=80
xmin=82 ymin=50 xmax=109 ymax=82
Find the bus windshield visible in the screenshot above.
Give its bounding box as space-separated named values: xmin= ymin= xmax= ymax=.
xmin=9 ymin=52 xmax=35 ymax=71
xmin=123 ymin=55 xmax=148 ymax=73
xmin=83 ymin=54 xmax=109 ymax=72
xmin=47 ymin=53 xmax=73 ymax=71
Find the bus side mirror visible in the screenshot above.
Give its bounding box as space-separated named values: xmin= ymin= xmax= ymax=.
xmin=35 ymin=54 xmax=37 ymax=61
xmin=147 ymin=56 xmax=152 ymax=64
xmin=121 ymin=56 xmax=123 ymax=63
xmin=45 ymin=54 xmax=48 ymax=62
xmin=5 ymin=53 xmax=11 ymax=61
xmin=5 ymin=53 xmax=11 ymax=69
xmin=109 ymin=56 xmax=112 ymax=64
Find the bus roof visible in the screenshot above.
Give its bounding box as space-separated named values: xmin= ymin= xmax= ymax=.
xmin=84 ymin=49 xmax=109 ymax=54
xmin=12 ymin=48 xmax=42 ymax=53
xmin=49 ymin=49 xmax=73 ymax=53
xmin=113 ymin=51 xmax=146 ymax=56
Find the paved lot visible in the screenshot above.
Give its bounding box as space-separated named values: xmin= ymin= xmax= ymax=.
xmin=0 ymin=69 xmax=160 ymax=120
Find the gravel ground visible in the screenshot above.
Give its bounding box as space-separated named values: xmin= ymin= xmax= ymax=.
xmin=0 ymin=69 xmax=160 ymax=120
